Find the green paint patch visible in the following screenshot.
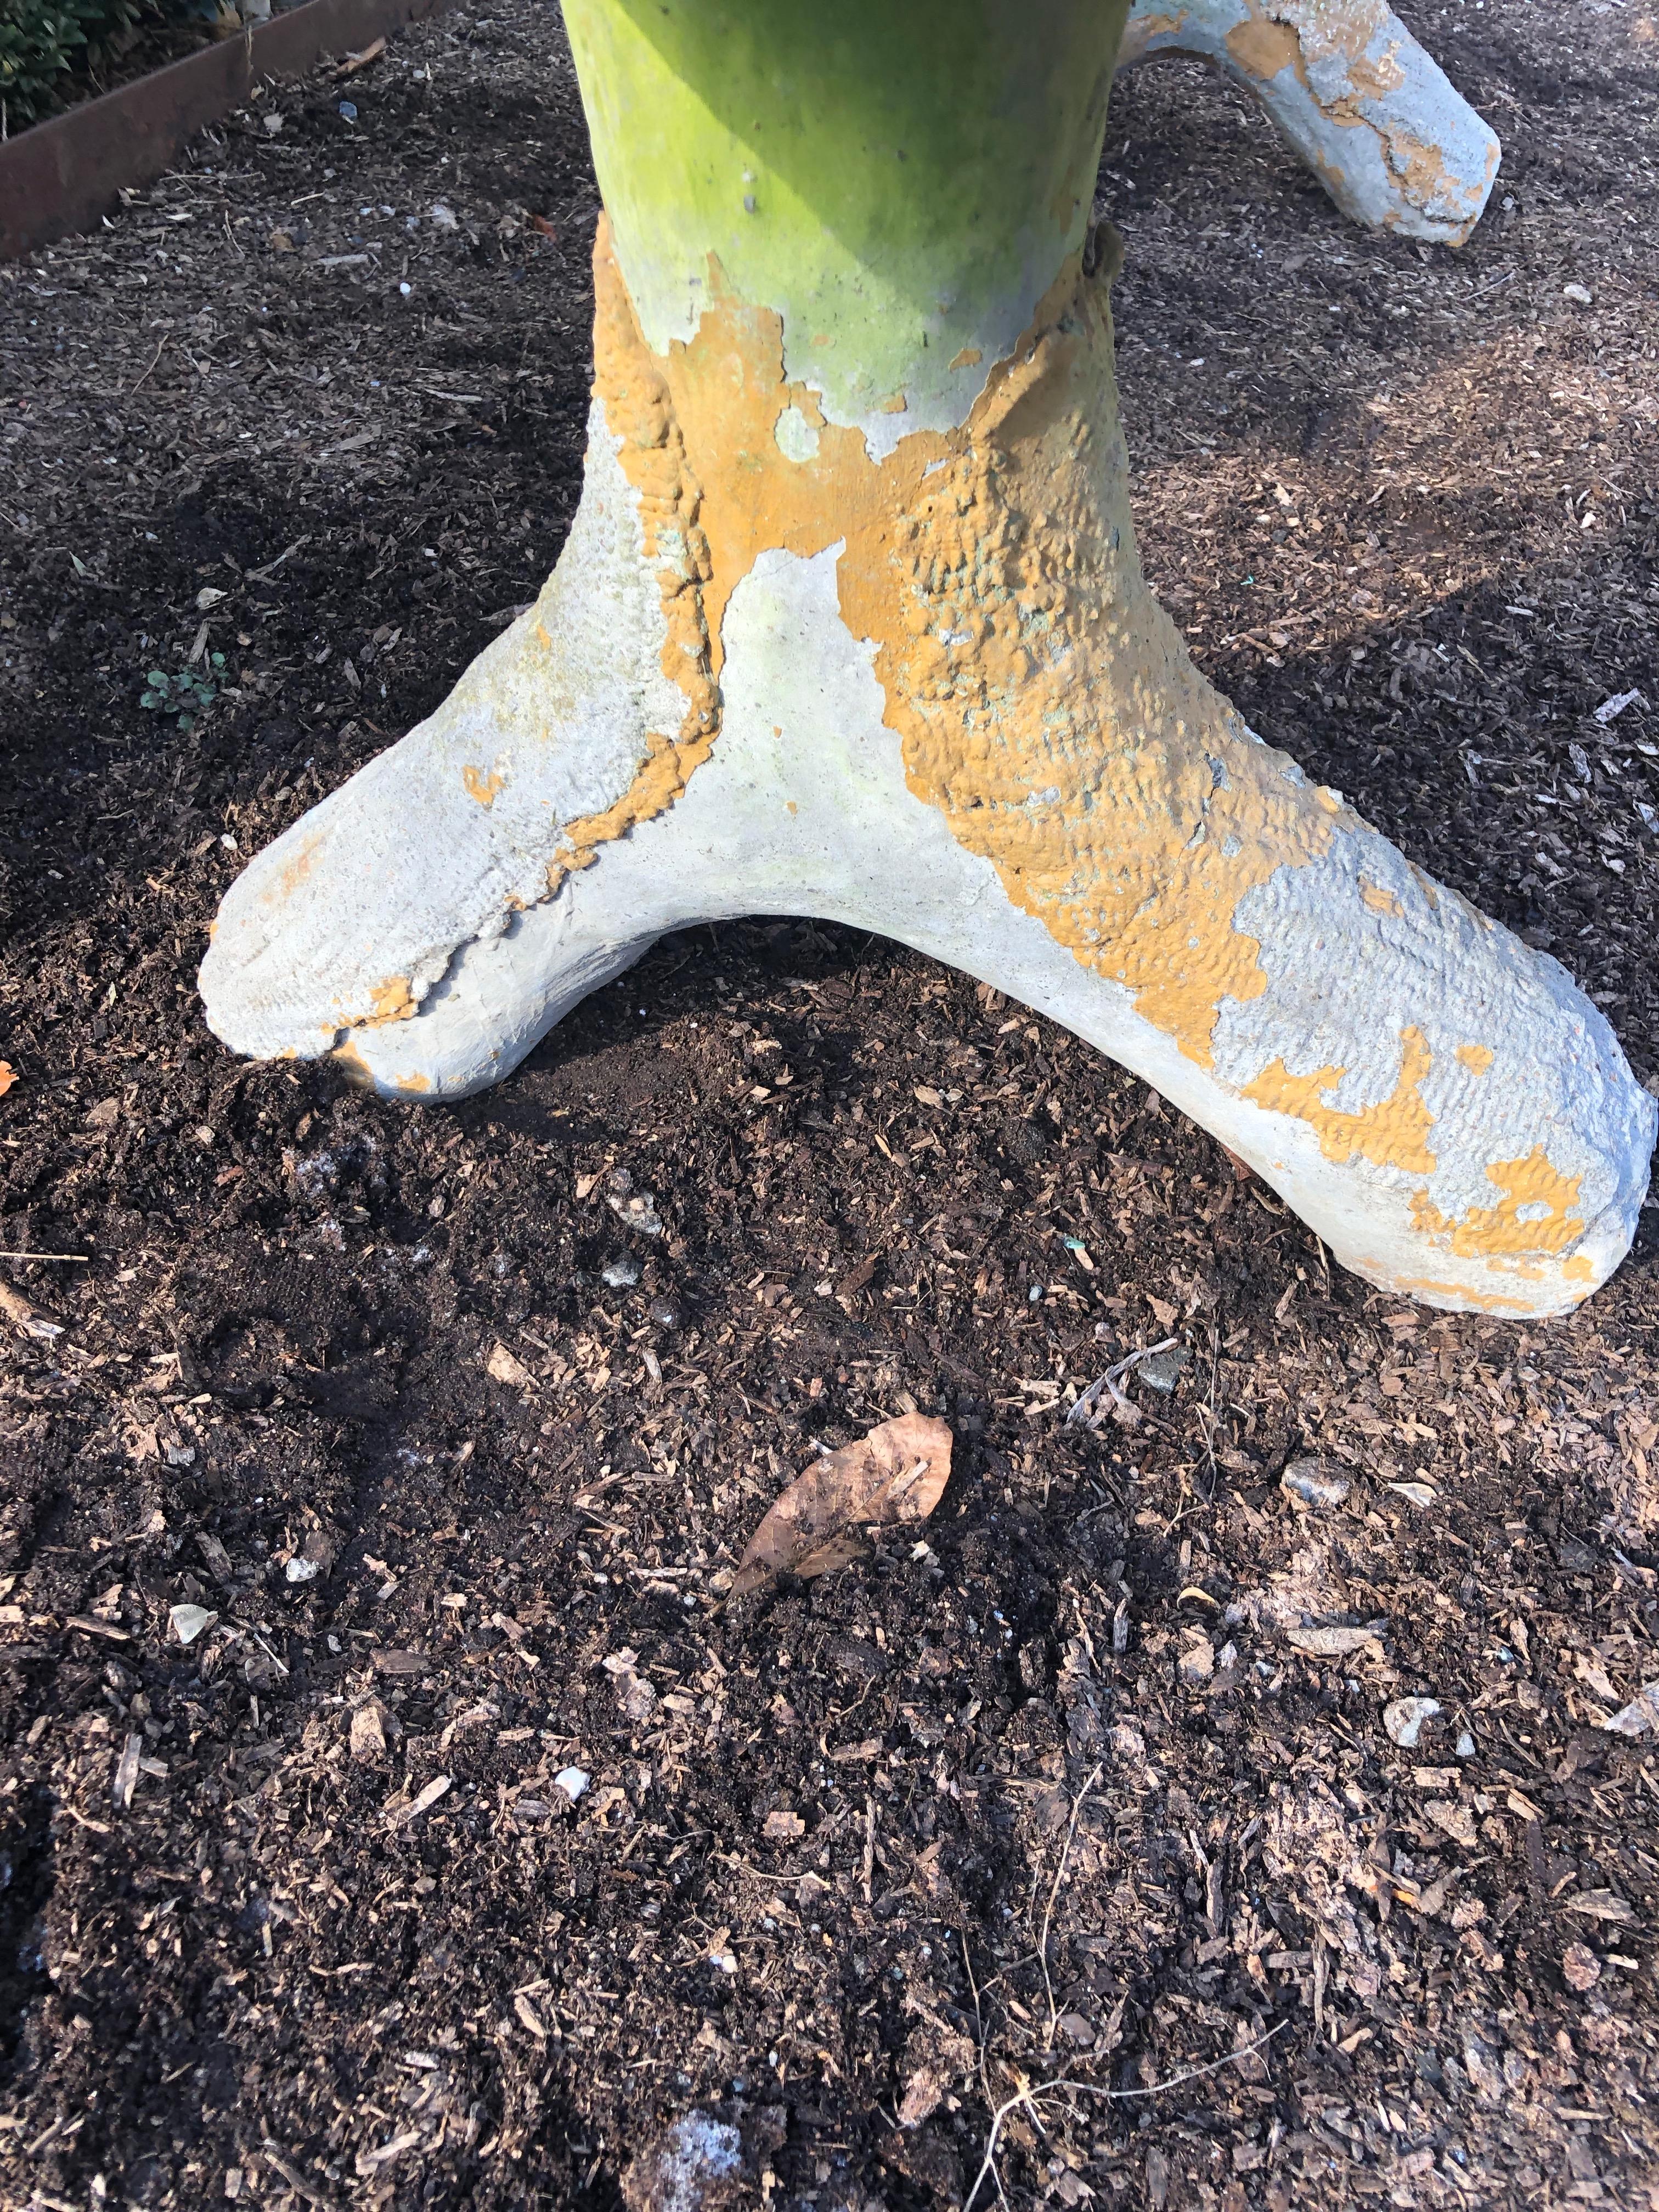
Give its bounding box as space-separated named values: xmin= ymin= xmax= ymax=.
xmin=563 ymin=0 xmax=1127 ymax=435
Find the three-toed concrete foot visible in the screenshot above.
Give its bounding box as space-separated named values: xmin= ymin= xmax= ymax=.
xmin=202 ymin=229 xmax=1649 ymax=1318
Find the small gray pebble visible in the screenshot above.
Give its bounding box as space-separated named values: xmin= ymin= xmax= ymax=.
xmin=647 ymin=1294 xmax=682 ymax=1330
xmin=601 ymin=1254 xmax=641 ymax=1290
xmin=1280 ymin=1459 xmax=1351 ymax=1509
xmin=1138 ymin=1346 xmax=1189 ymax=1395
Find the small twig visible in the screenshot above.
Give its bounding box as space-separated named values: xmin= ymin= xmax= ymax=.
xmin=128 ymin=336 xmax=167 ymax=394
xmin=244 ymin=534 xmax=312 ymax=585
xmin=238 ymin=1624 xmax=290 ymax=1679
xmin=1041 ymin=1763 xmax=1102 ymax=2050
xmin=710 ymin=1849 xmax=818 ymax=1890
xmin=1065 ymin=1339 xmax=1177 ymax=1431
xmin=0 ymin=1250 xmax=90 ymax=1261
xmin=1199 ymin=1324 xmax=1222 ymax=1500
xmin=963 ymin=2022 xmax=1291 ymax=2212
xmin=961 ymin=1935 xmax=1010 ymax=2212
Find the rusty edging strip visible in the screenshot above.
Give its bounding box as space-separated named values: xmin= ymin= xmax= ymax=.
xmin=0 ymin=0 xmax=453 ymax=262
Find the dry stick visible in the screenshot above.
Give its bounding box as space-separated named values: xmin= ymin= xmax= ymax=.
xmin=961 ymin=1933 xmax=1012 ymax=2212
xmin=963 ymin=2022 xmax=1292 ymax=2212
xmin=1201 ymin=1325 xmax=1222 ymax=1499
xmin=1065 ymin=1339 xmax=1177 ymax=1431
xmin=128 ymin=336 xmax=168 ymax=394
xmin=0 ymin=1250 xmax=90 ymax=1261
xmin=1040 ymin=1762 xmax=1103 ymax=2052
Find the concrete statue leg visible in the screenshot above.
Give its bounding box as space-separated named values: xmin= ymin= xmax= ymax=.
xmin=199 ymin=0 xmax=1650 ymax=1319
xmin=1120 ymin=0 xmax=1500 ymax=245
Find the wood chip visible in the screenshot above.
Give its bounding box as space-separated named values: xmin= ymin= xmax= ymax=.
xmin=486 ymin=1341 xmax=533 ymax=1388
xmin=1285 ymin=1624 xmax=1384 ymax=1658
xmin=399 ymin=1774 xmax=452 ymax=1825
xmin=66 ymin=1613 xmax=131 ymax=1642
xmin=112 ymin=1731 xmax=142 ymax=1811
xmin=350 ymin=1702 xmax=387 ymax=1762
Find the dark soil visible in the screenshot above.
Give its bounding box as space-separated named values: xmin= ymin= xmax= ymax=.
xmin=3 ymin=6 xmax=1658 ymax=2209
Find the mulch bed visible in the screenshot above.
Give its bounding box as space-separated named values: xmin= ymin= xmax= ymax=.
xmin=2 ymin=4 xmax=1658 ymax=2207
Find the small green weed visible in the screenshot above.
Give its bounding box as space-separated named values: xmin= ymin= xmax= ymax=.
xmin=140 ymin=654 xmax=225 ymax=733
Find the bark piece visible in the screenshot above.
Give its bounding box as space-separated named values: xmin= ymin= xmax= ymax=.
xmin=0 ymin=1279 xmax=63 ymax=1340
xmin=898 ymin=2018 xmax=977 ymax=2128
xmin=486 ymin=1341 xmax=533 ymax=1387
xmin=731 ymin=1414 xmax=951 ymax=1603
xmin=1286 ymin=1624 xmax=1385 ymax=1658
xmin=1562 ymin=1943 xmax=1602 ymax=1992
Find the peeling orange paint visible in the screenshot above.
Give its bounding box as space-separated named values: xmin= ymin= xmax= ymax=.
xmin=570 ymin=221 xmax=1363 ymax=1083
xmin=1121 ymin=0 xmax=1491 ymax=244
xmin=1410 ymin=1144 xmax=1585 ymax=1260
xmin=1455 ymin=1043 xmax=1494 ymax=1076
xmin=332 ymin=1036 xmax=371 ymax=1085
xmin=413 ymin=233 xmax=1593 ymax=1301
xmin=1389 ymin=1275 xmax=1539 ymax=1315
xmin=1346 ymin=46 xmax=1407 ymax=101
xmin=1225 ymin=14 xmax=1302 ymax=82
xmin=362 ymin=977 xmax=419 ymax=1026
xmin=548 ymin=229 xmax=725 ymax=890
xmin=1243 ymin=1025 xmax=1437 ymax=1175
xmin=948 ymin=346 xmax=984 ymax=371
xmin=462 ymin=763 xmax=506 ymax=807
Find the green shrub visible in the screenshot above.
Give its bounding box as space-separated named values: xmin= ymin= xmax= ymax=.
xmin=0 ymin=0 xmax=219 ymax=132
xmin=1 ymin=0 xmax=134 ymax=127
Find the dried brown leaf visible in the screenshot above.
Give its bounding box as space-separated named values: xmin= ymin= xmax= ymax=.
xmin=731 ymin=1414 xmax=951 ymax=1602
xmin=793 ymin=1531 xmax=870 ymax=1580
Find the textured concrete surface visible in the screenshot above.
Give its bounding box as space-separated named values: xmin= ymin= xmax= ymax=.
xmin=1121 ymin=0 xmax=1500 ymax=244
